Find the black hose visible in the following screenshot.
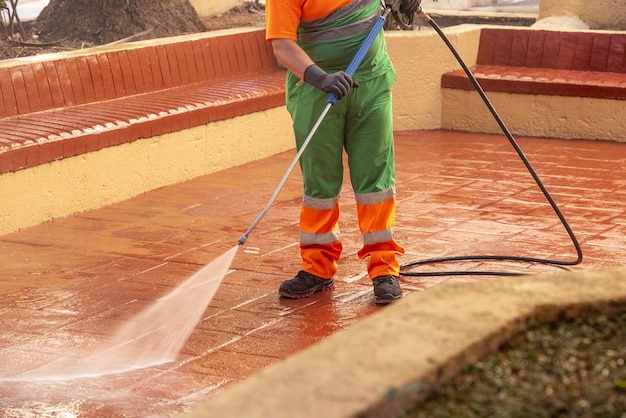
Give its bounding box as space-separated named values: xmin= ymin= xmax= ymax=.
xmin=399 ymin=10 xmax=583 ymax=278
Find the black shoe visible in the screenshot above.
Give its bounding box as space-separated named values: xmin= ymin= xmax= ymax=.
xmin=279 ymin=270 xmax=334 ymax=299
xmin=373 ymin=275 xmax=402 ymax=304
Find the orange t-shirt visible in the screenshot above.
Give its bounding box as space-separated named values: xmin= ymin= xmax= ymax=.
xmin=265 ymin=0 xmax=356 ymax=41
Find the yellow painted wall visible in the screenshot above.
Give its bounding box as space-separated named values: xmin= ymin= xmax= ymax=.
xmin=442 ymin=88 xmax=626 ymax=141
xmin=0 ymin=107 xmax=293 ymax=236
xmin=439 ymin=26 xmax=626 ymax=142
xmin=386 ymin=24 xmax=480 ymax=131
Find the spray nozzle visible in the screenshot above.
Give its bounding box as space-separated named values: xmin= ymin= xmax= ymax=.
xmin=237 ymin=234 xmax=248 ymax=246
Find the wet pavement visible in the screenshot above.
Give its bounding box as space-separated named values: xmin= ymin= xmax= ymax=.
xmin=1 ymin=129 xmax=625 ymax=417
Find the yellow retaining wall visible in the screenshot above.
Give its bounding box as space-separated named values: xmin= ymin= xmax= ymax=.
xmin=440 ymin=26 xmax=626 ymax=142
xmin=0 ymin=107 xmax=293 ymax=236
xmin=386 ymin=24 xmax=481 ymax=131
xmin=442 ymin=88 xmax=626 ymax=141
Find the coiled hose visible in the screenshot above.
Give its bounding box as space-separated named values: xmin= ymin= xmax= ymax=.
xmin=398 ymin=8 xmax=583 ymax=277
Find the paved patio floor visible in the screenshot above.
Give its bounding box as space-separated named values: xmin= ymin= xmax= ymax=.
xmin=1 ymin=129 xmax=625 ymax=417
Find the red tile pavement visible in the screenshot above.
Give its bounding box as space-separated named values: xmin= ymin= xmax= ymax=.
xmin=1 ymin=130 xmax=625 ymax=416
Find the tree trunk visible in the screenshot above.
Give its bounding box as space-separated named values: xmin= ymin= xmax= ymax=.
xmin=36 ymin=0 xmax=206 ymax=45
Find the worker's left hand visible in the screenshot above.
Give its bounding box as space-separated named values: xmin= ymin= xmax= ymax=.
xmin=304 ymin=65 xmax=359 ymax=99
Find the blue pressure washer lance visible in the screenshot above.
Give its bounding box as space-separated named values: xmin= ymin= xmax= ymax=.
xmin=237 ymin=3 xmax=392 ymax=247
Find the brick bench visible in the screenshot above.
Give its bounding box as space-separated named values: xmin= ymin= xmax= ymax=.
xmin=0 ymin=28 xmax=286 ymax=174
xmin=441 ymin=28 xmax=626 ymax=100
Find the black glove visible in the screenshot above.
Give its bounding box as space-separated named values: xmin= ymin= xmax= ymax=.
xmin=400 ymin=0 xmax=420 ymax=14
xmin=303 ymin=64 xmax=359 ymax=100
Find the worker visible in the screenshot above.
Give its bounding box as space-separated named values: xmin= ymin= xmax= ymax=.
xmin=265 ymin=0 xmax=419 ymax=304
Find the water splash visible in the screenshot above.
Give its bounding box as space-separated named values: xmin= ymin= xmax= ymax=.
xmin=8 ymin=245 xmax=239 ymax=382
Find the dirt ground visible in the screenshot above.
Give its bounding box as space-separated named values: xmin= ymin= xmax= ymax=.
xmin=201 ymin=2 xmax=266 ymax=32
xmin=0 ymin=2 xmax=266 ymax=60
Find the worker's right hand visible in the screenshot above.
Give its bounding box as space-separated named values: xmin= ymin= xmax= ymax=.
xmin=303 ymin=65 xmax=359 ymax=100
